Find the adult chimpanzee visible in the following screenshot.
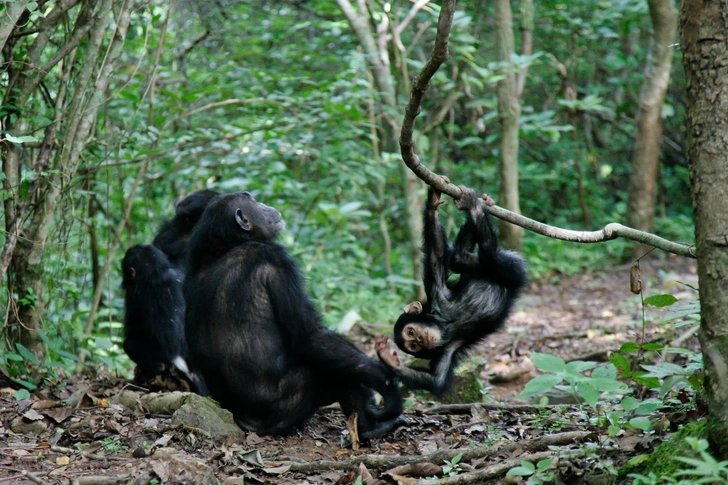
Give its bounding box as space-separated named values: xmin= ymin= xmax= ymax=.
xmin=185 ymin=192 xmax=403 ymax=438
xmin=376 ymin=184 xmax=527 ymax=397
xmin=153 ymin=189 xmax=220 ymax=270
xmin=121 ymin=244 xmax=187 ymax=375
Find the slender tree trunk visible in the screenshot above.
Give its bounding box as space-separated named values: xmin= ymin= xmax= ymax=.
xmin=494 ymin=0 xmax=524 ymax=250
xmin=626 ymin=0 xmax=677 ymax=259
xmin=680 ymin=0 xmax=728 ymax=458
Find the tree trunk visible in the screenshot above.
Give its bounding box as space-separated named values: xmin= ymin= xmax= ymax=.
xmin=626 ymin=0 xmax=677 ymax=259
xmin=679 ymin=0 xmax=728 ymax=458
xmin=1 ymin=0 xmax=128 ymax=359
xmin=494 ymin=0 xmax=524 ymax=251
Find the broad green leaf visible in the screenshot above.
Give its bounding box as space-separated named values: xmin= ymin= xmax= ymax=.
xmin=643 ymin=294 xmax=678 ymax=308
xmin=565 ymin=360 xmax=596 ymax=374
xmin=609 ymin=353 xmax=632 ymax=377
xmin=14 ymin=389 xmax=31 ymax=400
xmin=518 ymin=374 xmax=563 ymax=398
xmin=531 ymin=353 xmax=566 ymax=373
xmin=626 ymin=455 xmax=650 ymax=467
xmin=576 ymin=381 xmax=599 ymax=407
xmin=592 ymin=364 xmax=618 ymax=379
xmin=629 ymin=416 xmax=652 ymax=431
xmin=589 ymin=377 xmax=628 ymax=393
xmin=620 ymin=342 xmax=641 ymax=353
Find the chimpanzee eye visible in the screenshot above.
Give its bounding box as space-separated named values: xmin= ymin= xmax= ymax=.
xmin=407 ymin=328 xmax=414 ymax=337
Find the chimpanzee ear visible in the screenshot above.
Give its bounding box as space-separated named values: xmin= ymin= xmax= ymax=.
xmin=235 ymin=208 xmax=251 ymax=231
xmin=403 ymin=301 xmax=423 ymax=314
xmin=128 ymin=267 xmax=136 ymax=280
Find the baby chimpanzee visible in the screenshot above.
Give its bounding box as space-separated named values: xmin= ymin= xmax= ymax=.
xmin=377 ymin=184 xmax=527 ymax=397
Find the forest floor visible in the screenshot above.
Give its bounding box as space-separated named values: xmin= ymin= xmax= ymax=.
xmin=0 ymin=254 xmax=702 ymax=485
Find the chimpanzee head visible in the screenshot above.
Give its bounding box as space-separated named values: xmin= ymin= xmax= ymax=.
xmin=393 ymin=301 xmax=444 ymax=360
xmin=189 ymin=192 xmax=285 ymax=261
xmin=174 ymin=189 xmax=220 ymax=230
xmin=122 ymin=244 xmax=173 ymax=288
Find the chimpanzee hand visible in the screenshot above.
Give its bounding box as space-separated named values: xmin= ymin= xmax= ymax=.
xmin=376 ymin=335 xmax=401 ymax=369
xmin=426 ymin=176 xmax=450 ymax=210
xmin=454 ymin=185 xmax=479 ymax=211
xmin=481 ymin=194 xmax=495 ymax=207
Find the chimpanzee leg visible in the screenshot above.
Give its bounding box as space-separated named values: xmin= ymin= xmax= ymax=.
xmin=456 ymin=187 xmax=526 ymax=289
xmin=449 ymin=220 xmax=480 ymax=273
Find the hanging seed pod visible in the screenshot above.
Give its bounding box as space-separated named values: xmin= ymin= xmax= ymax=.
xmin=630 ymin=265 xmax=642 ymax=294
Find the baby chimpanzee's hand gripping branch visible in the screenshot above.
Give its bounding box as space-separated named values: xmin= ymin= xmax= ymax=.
xmin=377 ymin=184 xmax=527 ymax=397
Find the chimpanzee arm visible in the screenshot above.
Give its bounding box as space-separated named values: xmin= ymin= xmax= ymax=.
xmin=423 ymin=187 xmax=452 ymax=303
xmin=263 ymin=254 xmax=401 ymax=417
xmin=380 ymin=340 xmax=462 ymax=398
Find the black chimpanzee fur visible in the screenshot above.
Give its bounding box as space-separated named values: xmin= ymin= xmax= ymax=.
xmin=153 ymin=189 xmax=220 ymax=271
xmin=378 ymin=186 xmax=527 ymax=397
xmin=184 ymin=192 xmax=403 ymax=438
xmin=121 ymin=244 xmax=187 ymax=375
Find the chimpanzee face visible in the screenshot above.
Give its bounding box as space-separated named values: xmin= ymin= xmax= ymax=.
xmin=229 ymin=192 xmax=285 ymax=241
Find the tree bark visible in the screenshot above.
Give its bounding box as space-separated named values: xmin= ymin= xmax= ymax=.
xmin=494 ymin=0 xmax=524 ymax=251
xmin=626 ymin=0 xmax=677 ymax=259
xmin=679 ymin=0 xmax=728 ymax=458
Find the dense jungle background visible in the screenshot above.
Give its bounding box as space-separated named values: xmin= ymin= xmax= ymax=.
xmin=1 ymin=0 xmax=720 ymax=483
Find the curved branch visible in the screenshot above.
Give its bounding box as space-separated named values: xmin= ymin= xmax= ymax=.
xmin=398 ymin=0 xmax=695 ymax=259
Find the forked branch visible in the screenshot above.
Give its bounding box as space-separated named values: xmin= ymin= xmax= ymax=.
xmin=398 ymin=0 xmax=695 ymax=259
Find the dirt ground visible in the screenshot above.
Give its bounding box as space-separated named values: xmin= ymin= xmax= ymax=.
xmin=0 ymin=254 xmax=701 ymax=484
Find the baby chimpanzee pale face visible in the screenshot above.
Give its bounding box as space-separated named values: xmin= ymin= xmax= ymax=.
xmin=400 ymin=322 xmax=442 ymax=354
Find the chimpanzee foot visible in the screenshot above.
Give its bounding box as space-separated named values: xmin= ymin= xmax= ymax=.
xmin=360 ymin=415 xmax=408 ymax=440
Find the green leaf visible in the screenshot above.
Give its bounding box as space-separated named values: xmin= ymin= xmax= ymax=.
xmin=518 ymin=374 xmax=563 ymax=398
xmin=620 ymin=342 xmax=641 ymax=353
xmin=531 ymin=353 xmax=566 ymax=373
xmin=629 ymin=416 xmax=653 ymax=431
xmin=626 ymin=455 xmax=651 ymax=467
xmin=576 ymin=381 xmax=599 ymax=407
xmin=609 ymin=353 xmax=632 ymax=377
xmin=15 ymin=343 xmax=41 ymax=365
xmin=633 ymin=375 xmax=661 ymax=389
xmin=14 ymin=389 xmax=31 ymax=400
xmin=589 ymin=377 xmax=628 ymax=393
xmin=507 ymin=462 xmax=535 ymax=476
xmin=643 ymin=294 xmax=678 ymax=308
xmin=536 ymin=459 xmax=554 ymax=471
xmin=642 ymin=343 xmax=665 ymax=351
xmin=608 ymin=425 xmax=622 ymax=436
xmin=565 ymin=360 xmax=597 ymax=374
xmin=4 ymin=134 xmax=39 ymax=144
xmin=592 ymin=364 xmax=618 ymax=379
xmin=620 ymin=396 xmax=639 ymax=411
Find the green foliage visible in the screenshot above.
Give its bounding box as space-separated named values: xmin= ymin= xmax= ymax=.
xmin=442 ymin=453 xmax=463 ymax=477
xmin=0 ymin=0 xmax=696 ymax=382
xmin=507 ymin=458 xmax=556 ymax=484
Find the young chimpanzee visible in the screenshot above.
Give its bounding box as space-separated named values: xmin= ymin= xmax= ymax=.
xmin=185 ymin=192 xmax=403 ymax=438
xmin=153 ymin=189 xmax=220 ymax=270
xmin=121 ymin=245 xmax=187 ymax=376
xmin=376 ymin=184 xmax=527 ymax=397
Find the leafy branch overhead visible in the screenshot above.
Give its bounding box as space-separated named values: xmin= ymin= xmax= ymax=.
xmin=398 ymin=0 xmax=695 ymax=259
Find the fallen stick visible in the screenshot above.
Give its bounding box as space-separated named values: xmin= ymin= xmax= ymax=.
xmin=281 ymin=430 xmax=592 ymax=473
